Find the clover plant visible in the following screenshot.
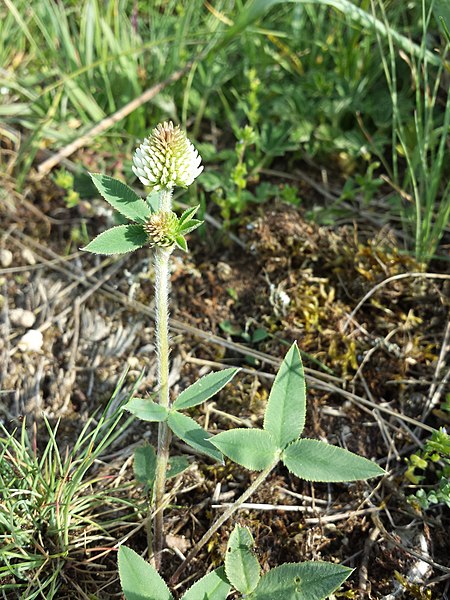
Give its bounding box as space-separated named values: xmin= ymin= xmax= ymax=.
xmin=82 ymin=121 xmax=385 ymax=590
xmin=83 ymin=121 xmax=214 ymax=567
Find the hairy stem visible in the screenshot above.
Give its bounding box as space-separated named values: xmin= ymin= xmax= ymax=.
xmin=151 ymin=188 xmax=173 ymax=568
xmin=170 ymin=457 xmax=280 ymax=584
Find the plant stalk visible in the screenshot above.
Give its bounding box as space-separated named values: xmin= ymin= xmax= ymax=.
xmin=170 ymin=457 xmax=280 ymax=584
xmin=151 ymin=188 xmax=173 ymax=568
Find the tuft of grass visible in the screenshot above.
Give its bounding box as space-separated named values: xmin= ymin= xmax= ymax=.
xmin=0 ymin=371 xmax=143 ymax=600
xmin=373 ymin=0 xmax=450 ymax=263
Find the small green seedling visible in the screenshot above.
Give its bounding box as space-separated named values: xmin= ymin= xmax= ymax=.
xmin=406 ymin=427 xmax=450 ymax=510
xmin=118 ymin=523 xmax=353 ymax=600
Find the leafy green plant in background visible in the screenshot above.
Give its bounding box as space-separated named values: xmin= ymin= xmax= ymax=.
xmin=118 ymin=523 xmax=353 ymax=600
xmin=202 ymin=66 xmax=296 ymax=225
xmin=0 ymin=372 xmax=139 ymax=599
xmin=406 ymin=428 xmax=450 ymax=510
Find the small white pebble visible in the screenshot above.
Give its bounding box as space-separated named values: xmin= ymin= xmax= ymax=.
xmin=127 ymin=356 xmax=140 ymax=369
xmin=0 ymin=249 xmax=13 ymax=268
xmin=216 ymin=261 xmax=233 ymax=282
xmin=10 ymin=308 xmax=36 ymax=328
xmin=21 ymin=248 xmax=36 ymax=265
xmin=18 ymin=329 xmax=43 ymax=352
xmin=278 ymin=290 xmax=290 ymax=307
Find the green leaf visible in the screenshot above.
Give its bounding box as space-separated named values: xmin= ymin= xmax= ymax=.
xmin=252 ymin=328 xmax=268 ymax=343
xmin=179 ymin=205 xmax=200 ymax=225
xmin=175 ymin=235 xmax=188 ymax=252
xmin=225 ymin=525 xmax=260 ymax=594
xmin=90 ymin=173 xmax=151 ymax=223
xmin=123 ymin=398 xmax=169 ymax=422
xmin=282 ymin=439 xmax=386 ymax=482
xmin=167 ymin=411 xmax=223 ymax=462
xmin=82 ymin=225 xmax=147 ymax=255
xmin=173 ymin=368 xmax=239 ymax=410
xmin=167 ymin=456 xmax=190 ymax=479
xmin=249 ymin=562 xmax=352 ymax=600
xmin=180 ymin=567 xmax=230 ymax=600
xmin=263 ymin=342 xmax=306 ymax=450
xmin=134 ymin=445 xmax=156 ymax=487
xmin=178 ymin=219 xmax=203 ymax=235
xmin=210 ymin=429 xmax=278 ymax=471
xmin=118 ymin=546 xmax=173 ymax=600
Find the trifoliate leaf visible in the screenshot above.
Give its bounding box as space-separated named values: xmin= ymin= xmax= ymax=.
xmin=263 ymin=342 xmax=306 ymax=449
xmin=82 ymin=225 xmax=147 ymax=255
xmin=282 ymin=439 xmax=386 ymax=482
xmin=90 ymin=173 xmax=151 ymax=223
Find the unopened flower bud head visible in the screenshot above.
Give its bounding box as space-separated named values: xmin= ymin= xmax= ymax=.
xmin=132 ymin=121 xmax=203 ymax=191
xmin=144 ymin=210 xmax=179 ymax=248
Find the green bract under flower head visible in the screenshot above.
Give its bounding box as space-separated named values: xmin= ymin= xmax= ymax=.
xmin=132 ymin=121 xmax=203 ymax=191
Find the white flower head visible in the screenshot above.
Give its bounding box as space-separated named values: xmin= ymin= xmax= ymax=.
xmin=132 ymin=121 xmax=203 ymax=190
